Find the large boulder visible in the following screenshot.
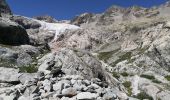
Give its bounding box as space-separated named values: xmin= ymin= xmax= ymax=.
xmin=38 ymin=48 xmax=116 ymax=85
xmin=11 ymin=15 xmax=41 ymax=29
xmin=0 ymin=18 xmax=30 ymax=45
xmin=0 ymin=67 xmax=20 ymax=84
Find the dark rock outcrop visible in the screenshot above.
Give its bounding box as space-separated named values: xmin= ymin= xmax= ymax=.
xmin=0 ymin=18 xmax=29 ymax=45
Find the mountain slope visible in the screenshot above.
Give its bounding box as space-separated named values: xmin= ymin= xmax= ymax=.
xmin=1 ymin=0 xmax=170 ymax=100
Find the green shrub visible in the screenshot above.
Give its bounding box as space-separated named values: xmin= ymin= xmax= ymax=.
xmin=140 ymin=74 xmax=155 ymax=80
xmin=98 ymin=48 xmax=120 ymax=62
xmin=19 ymin=64 xmax=38 ymax=73
xmin=111 ymin=52 xmax=132 ymax=67
xmin=134 ymin=92 xmax=153 ymax=100
xmin=123 ymin=81 xmax=131 ymax=88
xmin=152 ymin=79 xmax=161 ymax=84
xmin=112 ymin=71 xmax=120 ymax=79
xmin=0 ymin=58 xmax=15 ymax=68
xmin=121 ymin=72 xmax=129 ymax=77
xmin=140 ymin=74 xmax=161 ymax=84
xmin=123 ymin=81 xmax=132 ymax=96
xmin=165 ymin=75 xmax=170 ymax=81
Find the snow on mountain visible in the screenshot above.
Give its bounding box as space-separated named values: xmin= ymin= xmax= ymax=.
xmin=36 ymin=19 xmax=80 ymax=41
xmin=18 ymin=15 xmax=80 ymax=42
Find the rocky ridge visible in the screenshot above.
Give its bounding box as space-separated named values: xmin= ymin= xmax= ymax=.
xmin=1 ymin=0 xmax=170 ymax=100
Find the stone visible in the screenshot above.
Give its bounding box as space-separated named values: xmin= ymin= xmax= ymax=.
xmin=0 ymin=67 xmax=20 ymax=84
xmin=18 ymin=73 xmax=37 ymax=85
xmin=61 ymin=87 xmax=77 ymax=97
xmin=142 ymin=84 xmax=160 ymax=100
xmin=116 ymin=92 xmax=128 ymax=100
xmin=38 ymin=53 xmax=55 ymax=74
xmin=23 ymin=85 xmax=39 ymax=96
xmin=42 ymin=79 xmax=52 ymax=92
xmin=53 ymin=81 xmax=64 ymax=94
xmin=103 ymin=91 xmax=117 ymax=100
xmin=76 ymin=92 xmax=98 ymax=100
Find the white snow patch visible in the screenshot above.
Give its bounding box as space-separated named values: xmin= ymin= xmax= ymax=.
xmin=16 ymin=15 xmax=80 ymax=41
xmin=36 ymin=20 xmax=80 ymax=41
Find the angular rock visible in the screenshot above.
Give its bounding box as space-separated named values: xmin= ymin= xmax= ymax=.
xmin=0 ymin=0 xmax=12 ymax=16
xmin=0 ymin=67 xmax=20 ymax=84
xmin=61 ymin=87 xmax=77 ymax=97
xmin=76 ymin=92 xmax=98 ymax=100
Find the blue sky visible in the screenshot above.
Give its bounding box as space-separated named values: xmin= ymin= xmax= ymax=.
xmin=7 ymin=0 xmax=168 ymax=20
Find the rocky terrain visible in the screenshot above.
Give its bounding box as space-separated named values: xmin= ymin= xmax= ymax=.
xmin=1 ymin=0 xmax=170 ymax=100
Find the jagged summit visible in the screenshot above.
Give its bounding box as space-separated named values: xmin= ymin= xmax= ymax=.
xmin=0 ymin=0 xmax=12 ymax=16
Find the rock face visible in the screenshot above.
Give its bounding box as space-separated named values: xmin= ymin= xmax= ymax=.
xmin=0 ymin=0 xmax=12 ymax=17
xmin=33 ymin=15 xmax=57 ymax=23
xmin=0 ymin=18 xmax=29 ymax=45
xmin=38 ymin=48 xmax=115 ymax=85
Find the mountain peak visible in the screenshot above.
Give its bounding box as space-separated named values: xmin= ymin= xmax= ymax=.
xmin=0 ymin=0 xmax=12 ymax=17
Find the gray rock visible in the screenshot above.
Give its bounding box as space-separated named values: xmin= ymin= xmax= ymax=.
xmin=14 ymin=45 xmax=40 ymax=56
xmin=17 ymin=52 xmax=32 ymax=66
xmin=38 ymin=48 xmax=115 ymax=85
xmin=33 ymin=15 xmax=57 ymax=23
xmin=73 ymin=80 xmax=83 ymax=91
xmin=61 ymin=87 xmax=77 ymax=97
xmin=0 ymin=67 xmax=20 ymax=83
xmin=103 ymin=91 xmax=117 ymax=100
xmin=18 ymin=73 xmax=37 ymax=85
xmin=38 ymin=53 xmax=56 ymax=74
xmin=0 ymin=94 xmax=15 ymax=100
xmin=11 ymin=15 xmax=41 ymax=29
xmin=53 ymin=80 xmax=70 ymax=94
xmin=42 ymin=79 xmax=52 ymax=92
xmin=157 ymin=91 xmax=170 ymax=100
xmin=23 ymin=85 xmax=39 ymax=96
xmin=76 ymin=92 xmax=98 ymax=100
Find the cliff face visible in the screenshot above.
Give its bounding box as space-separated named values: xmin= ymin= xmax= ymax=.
xmin=0 ymin=0 xmax=12 ymax=16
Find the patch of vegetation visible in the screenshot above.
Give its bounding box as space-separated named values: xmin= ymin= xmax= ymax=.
xmin=165 ymin=75 xmax=170 ymax=81
xmin=152 ymin=79 xmax=162 ymax=84
xmin=127 ymin=58 xmax=136 ymax=64
xmin=130 ymin=26 xmax=142 ymax=33
xmin=19 ymin=64 xmax=38 ymax=73
xmin=134 ymin=92 xmax=153 ymax=100
xmin=98 ymin=48 xmax=120 ymax=62
xmin=121 ymin=72 xmax=129 ymax=77
xmin=111 ymin=52 xmax=132 ymax=67
xmin=140 ymin=74 xmax=155 ymax=80
xmin=123 ymin=81 xmax=132 ymax=96
xmin=112 ymin=71 xmax=120 ymax=79
xmin=140 ymin=74 xmax=161 ymax=84
xmin=123 ymin=81 xmax=131 ymax=88
xmin=0 ymin=58 xmax=15 ymax=68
